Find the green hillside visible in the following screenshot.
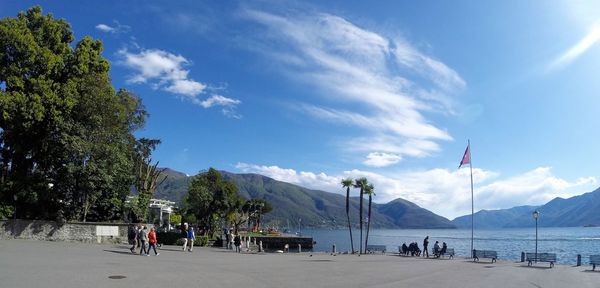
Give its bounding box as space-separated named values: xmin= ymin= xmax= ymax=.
xmin=153 ymin=169 xmax=455 ymax=229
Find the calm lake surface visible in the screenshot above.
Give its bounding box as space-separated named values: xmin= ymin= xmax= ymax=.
xmin=300 ymin=227 xmax=600 ymax=264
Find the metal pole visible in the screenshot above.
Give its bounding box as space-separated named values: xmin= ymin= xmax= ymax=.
xmin=535 ymin=217 xmax=538 ymax=263
xmin=468 ymin=140 xmax=474 ymax=258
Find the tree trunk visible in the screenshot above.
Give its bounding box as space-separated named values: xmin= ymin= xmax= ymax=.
xmin=359 ymin=188 xmax=364 ymax=254
xmin=346 ymin=187 xmax=354 ymax=253
xmin=365 ymin=194 xmax=372 ymax=252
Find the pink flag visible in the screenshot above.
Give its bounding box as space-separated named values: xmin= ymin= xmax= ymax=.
xmin=459 ymin=144 xmax=470 ymax=168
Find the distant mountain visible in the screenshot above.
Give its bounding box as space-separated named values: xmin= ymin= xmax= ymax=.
xmin=153 ymin=168 xmax=455 ymax=229
xmin=153 ymin=168 xmax=189 ymax=203
xmin=452 ymin=205 xmax=539 ymax=229
xmin=452 ymin=187 xmax=600 ymax=228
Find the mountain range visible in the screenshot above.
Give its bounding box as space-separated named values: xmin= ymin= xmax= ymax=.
xmin=451 ymin=187 xmax=600 ymax=228
xmin=154 ymin=168 xmax=455 ymax=229
xmin=154 ymin=168 xmax=600 ymax=229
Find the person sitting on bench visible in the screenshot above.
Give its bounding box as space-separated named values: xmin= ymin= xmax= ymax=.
xmin=401 ymin=243 xmax=408 ymax=255
xmin=440 ymin=242 xmax=447 ymax=255
xmin=433 ymin=241 xmax=440 ymax=258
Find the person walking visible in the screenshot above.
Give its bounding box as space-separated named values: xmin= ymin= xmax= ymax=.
xmin=187 ymin=227 xmax=196 ymax=252
xmin=234 ymin=234 xmax=241 ymax=253
xmin=128 ymin=225 xmax=137 ymax=253
xmin=423 ymin=236 xmax=429 ymax=258
xmin=139 ymin=226 xmax=149 ymax=256
xmin=148 ymin=227 xmax=160 ymax=256
xmin=181 ymin=224 xmax=188 ymax=251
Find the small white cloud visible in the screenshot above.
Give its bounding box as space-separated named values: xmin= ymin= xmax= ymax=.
xmin=199 ymin=95 xmax=241 ymax=108
xmin=96 ymin=24 xmax=115 ymax=33
xmin=363 ymin=152 xmax=402 ymax=167
xmin=95 ymin=21 xmax=131 ymax=34
xmin=166 ymin=79 xmax=207 ymax=97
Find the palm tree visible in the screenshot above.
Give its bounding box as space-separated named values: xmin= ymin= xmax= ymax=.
xmin=341 ymin=178 xmax=355 ymax=254
xmin=354 ymin=177 xmax=368 ymax=254
xmin=364 ymin=183 xmax=375 ymax=253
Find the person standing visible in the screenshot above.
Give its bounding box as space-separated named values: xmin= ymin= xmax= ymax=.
xmin=234 ymin=234 xmax=241 ymax=253
xmin=423 ymin=236 xmax=429 ymax=258
xmin=181 ymin=224 xmax=188 ymax=251
xmin=148 ymin=227 xmax=159 ymax=256
xmin=433 ymin=241 xmax=440 ymax=258
xmin=187 ymin=227 xmax=196 ymax=252
xmin=139 ymin=226 xmax=149 ymax=256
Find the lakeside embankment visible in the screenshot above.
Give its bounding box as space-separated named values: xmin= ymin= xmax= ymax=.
xmin=1 ymin=239 xmax=599 ymax=288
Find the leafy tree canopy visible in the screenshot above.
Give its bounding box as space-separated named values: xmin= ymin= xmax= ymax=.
xmin=0 ymin=6 xmax=151 ymax=221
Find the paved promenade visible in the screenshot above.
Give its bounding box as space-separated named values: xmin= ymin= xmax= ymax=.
xmin=0 ymin=239 xmax=598 ymax=288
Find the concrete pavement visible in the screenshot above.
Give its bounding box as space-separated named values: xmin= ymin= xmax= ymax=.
xmin=0 ymin=239 xmax=598 ymax=288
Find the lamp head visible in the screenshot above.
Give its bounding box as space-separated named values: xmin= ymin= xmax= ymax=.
xmin=532 ymin=210 xmax=539 ymax=219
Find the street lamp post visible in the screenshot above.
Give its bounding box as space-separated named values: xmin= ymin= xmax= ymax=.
xmin=533 ymin=210 xmax=539 ymax=262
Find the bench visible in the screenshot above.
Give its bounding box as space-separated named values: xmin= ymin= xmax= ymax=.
xmin=590 ymin=255 xmax=600 ymax=271
xmin=433 ymin=248 xmax=454 ymax=259
xmin=473 ymin=249 xmax=497 ymax=263
xmin=366 ymin=245 xmax=386 ymax=254
xmin=526 ymin=252 xmax=556 ymax=267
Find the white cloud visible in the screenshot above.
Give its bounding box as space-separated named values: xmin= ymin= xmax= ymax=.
xmin=548 ymin=23 xmax=600 ymax=71
xmin=95 ymin=21 xmax=131 ymax=34
xmin=199 ymin=95 xmax=241 ymax=108
xmin=235 ymin=162 xmax=597 ymax=219
xmin=241 ymin=8 xmax=464 ymax=166
xmin=363 ymin=152 xmax=402 ymax=167
xmin=118 ymin=48 xmax=241 ymax=117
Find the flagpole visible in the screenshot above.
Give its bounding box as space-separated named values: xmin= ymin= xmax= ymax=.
xmin=468 ymin=139 xmax=474 ymax=258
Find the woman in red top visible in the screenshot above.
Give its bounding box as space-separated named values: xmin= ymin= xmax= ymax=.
xmin=147 ymin=227 xmax=159 ymax=256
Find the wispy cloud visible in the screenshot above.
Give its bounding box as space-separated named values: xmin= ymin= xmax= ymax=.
xmin=95 ymin=21 xmax=131 ymax=34
xmin=235 ymin=163 xmax=596 ymax=219
xmin=118 ymin=48 xmax=241 ymax=118
xmin=548 ymin=23 xmax=600 ymax=71
xmin=240 ymin=8 xmax=465 ymax=166
xmin=197 ymin=95 xmax=242 ymax=119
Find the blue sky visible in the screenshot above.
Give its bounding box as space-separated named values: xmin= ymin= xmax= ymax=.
xmin=3 ymin=0 xmax=600 ymax=219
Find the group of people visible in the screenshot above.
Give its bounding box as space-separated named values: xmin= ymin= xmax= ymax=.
xmin=128 ymin=225 xmax=159 ymax=256
xmin=432 ymin=240 xmax=448 ymax=258
xmin=400 ymin=242 xmax=422 ymax=256
xmin=181 ymin=224 xmax=196 ymax=252
xmin=224 ymin=228 xmax=242 ymax=253
xmin=400 ymin=236 xmax=448 ymax=258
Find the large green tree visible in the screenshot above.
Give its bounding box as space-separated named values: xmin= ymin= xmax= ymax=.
xmin=0 ymin=6 xmax=149 ymax=221
xmin=243 ymin=198 xmax=273 ymax=232
xmin=184 ymin=168 xmax=239 ymax=235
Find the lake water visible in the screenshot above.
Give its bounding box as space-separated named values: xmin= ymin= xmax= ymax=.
xmin=299 ymin=227 xmax=600 ymax=264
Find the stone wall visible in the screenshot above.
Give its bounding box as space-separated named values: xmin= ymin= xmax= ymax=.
xmin=0 ymin=219 xmax=131 ymax=244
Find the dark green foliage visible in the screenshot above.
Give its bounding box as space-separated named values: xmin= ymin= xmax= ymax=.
xmin=184 ymin=168 xmax=240 ymax=235
xmin=0 ymin=6 xmax=150 ymax=221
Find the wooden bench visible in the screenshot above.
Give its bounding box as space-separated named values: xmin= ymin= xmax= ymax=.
xmin=526 ymin=252 xmax=556 ymax=267
xmin=590 ymin=255 xmax=600 ymax=271
xmin=366 ymin=245 xmax=386 ymax=254
xmin=473 ymin=249 xmax=497 ymax=263
xmin=433 ymin=248 xmax=454 ymax=259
